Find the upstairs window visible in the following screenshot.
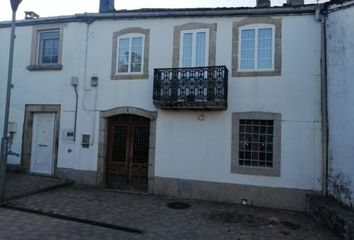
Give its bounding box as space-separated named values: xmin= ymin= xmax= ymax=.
xmin=27 ymin=25 xmax=64 ymax=71
xmin=38 ymin=30 xmax=60 ymax=65
xmin=173 ymin=23 xmax=216 ymax=68
xmin=232 ymin=18 xmax=281 ymax=77
xmin=180 ymin=29 xmax=209 ymax=67
xmin=117 ymin=34 xmax=144 ymax=74
xmin=239 ymin=25 xmax=275 ymax=71
xmin=111 ymin=28 xmax=149 ymax=80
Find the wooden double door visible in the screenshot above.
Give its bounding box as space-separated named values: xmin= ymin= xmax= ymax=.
xmin=106 ymin=115 xmax=150 ymax=191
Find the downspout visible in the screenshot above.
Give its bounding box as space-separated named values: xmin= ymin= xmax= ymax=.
xmin=316 ymin=5 xmax=329 ymax=196
xmin=73 ymin=84 xmax=79 ymax=142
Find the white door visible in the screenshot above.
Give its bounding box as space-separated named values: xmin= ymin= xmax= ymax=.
xmin=30 ymin=113 xmax=56 ymax=175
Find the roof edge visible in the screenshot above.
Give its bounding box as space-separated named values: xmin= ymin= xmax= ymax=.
xmin=0 ymin=5 xmax=318 ymax=28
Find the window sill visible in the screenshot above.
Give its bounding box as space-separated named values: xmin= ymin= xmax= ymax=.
xmin=233 ymin=165 xmax=280 ymax=177
xmin=111 ymin=73 xmax=148 ymax=80
xmin=27 ymin=64 xmax=63 ymax=71
xmin=232 ymin=69 xmax=281 ymax=77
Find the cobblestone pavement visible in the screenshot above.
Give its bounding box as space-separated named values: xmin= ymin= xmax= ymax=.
xmin=4 ymin=185 xmax=338 ymax=240
xmin=5 ymin=172 xmax=72 ymax=200
xmin=0 ymin=208 xmax=135 ymax=240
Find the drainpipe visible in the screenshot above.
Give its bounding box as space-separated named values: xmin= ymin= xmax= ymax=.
xmin=71 ymin=78 xmax=79 ymax=142
xmin=316 ymin=5 xmax=329 ymax=196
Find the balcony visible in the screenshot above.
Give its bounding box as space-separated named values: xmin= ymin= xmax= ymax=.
xmin=153 ymin=66 xmax=228 ymax=110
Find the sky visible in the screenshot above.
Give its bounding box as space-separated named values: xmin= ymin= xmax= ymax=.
xmin=0 ymin=0 xmax=326 ymax=21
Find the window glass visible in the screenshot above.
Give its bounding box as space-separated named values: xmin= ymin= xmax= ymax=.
xmin=39 ymin=31 xmax=59 ymax=65
xmin=240 ymin=29 xmax=255 ymax=70
xmin=238 ymin=119 xmax=274 ymax=168
xmin=239 ymin=26 xmax=273 ymax=71
xmin=131 ymin=37 xmax=143 ymax=72
xmin=117 ymin=36 xmax=143 ymax=73
xmin=195 ymin=32 xmax=206 ymax=67
xmin=258 ymin=28 xmax=272 ymax=69
xmin=181 ymin=30 xmax=208 ymax=67
xmin=182 ymin=33 xmax=193 ymax=67
xmin=118 ymin=38 xmax=129 ymax=73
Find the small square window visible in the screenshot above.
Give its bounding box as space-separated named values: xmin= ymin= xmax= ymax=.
xmin=238 ymin=119 xmax=274 ymax=168
xmin=231 ymin=112 xmax=281 ymax=177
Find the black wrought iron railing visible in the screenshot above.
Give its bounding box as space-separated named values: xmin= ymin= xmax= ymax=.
xmin=153 ymin=66 xmax=228 ymax=110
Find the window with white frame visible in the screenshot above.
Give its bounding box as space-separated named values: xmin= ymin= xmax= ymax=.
xmin=117 ymin=34 xmax=144 ymax=74
xmin=239 ymin=24 xmax=275 ymax=71
xmin=180 ymin=29 xmax=209 ymax=67
xmin=38 ymin=30 xmax=60 ymax=65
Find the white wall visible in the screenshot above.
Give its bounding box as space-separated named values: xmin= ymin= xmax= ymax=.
xmin=327 ymin=4 xmax=354 ymax=206
xmin=0 ymin=14 xmax=323 ymax=192
xmin=153 ymin=16 xmax=322 ymax=191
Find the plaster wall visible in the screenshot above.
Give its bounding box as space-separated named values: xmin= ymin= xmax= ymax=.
xmin=327 ymin=5 xmax=354 ymax=206
xmin=0 ymin=14 xmax=322 ymax=191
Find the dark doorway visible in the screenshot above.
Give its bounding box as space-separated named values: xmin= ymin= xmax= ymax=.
xmin=106 ymin=114 xmax=150 ymax=191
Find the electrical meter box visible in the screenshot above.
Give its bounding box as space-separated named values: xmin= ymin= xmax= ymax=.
xmin=62 ymin=129 xmax=75 ymax=141
xmin=82 ymin=134 xmax=90 ymax=148
xmin=8 ymin=122 xmax=17 ymax=133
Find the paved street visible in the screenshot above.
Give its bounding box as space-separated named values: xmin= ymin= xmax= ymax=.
xmin=5 ymin=172 xmax=72 ymax=200
xmin=0 ymin=179 xmax=339 ymax=240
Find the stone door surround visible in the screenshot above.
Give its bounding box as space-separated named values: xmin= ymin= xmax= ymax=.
xmin=21 ymin=104 xmax=61 ymax=174
xmin=97 ymin=106 xmax=157 ymax=193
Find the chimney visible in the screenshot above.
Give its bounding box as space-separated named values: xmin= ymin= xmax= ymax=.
xmin=99 ymin=0 xmax=115 ymax=13
xmin=24 ymin=11 xmax=40 ymax=20
xmin=286 ymin=0 xmax=304 ymax=6
xmin=256 ymin=0 xmax=271 ymax=7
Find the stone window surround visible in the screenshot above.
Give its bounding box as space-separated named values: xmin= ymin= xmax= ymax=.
xmin=232 ymin=17 xmax=282 ymax=77
xmin=97 ymin=106 xmax=157 ymax=193
xmin=21 ymin=104 xmax=61 ymax=174
xmin=231 ymin=112 xmax=281 ymax=177
xmin=111 ymin=27 xmax=150 ymax=80
xmin=173 ymin=22 xmax=217 ymax=68
xmin=27 ymin=24 xmax=65 ymax=71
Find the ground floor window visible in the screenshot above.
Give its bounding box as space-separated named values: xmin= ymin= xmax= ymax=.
xmin=231 ymin=112 xmax=281 ymax=177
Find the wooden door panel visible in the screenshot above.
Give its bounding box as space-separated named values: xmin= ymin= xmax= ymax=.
xmin=106 ymin=115 xmax=150 ymax=191
xmin=111 ymin=126 xmax=128 ymax=162
xmin=131 ymin=126 xmax=150 ymax=163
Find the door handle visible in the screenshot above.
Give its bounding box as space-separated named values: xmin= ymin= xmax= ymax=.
xmin=38 ymin=144 xmax=48 ymax=147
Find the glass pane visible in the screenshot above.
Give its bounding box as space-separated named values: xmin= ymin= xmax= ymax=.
xmin=118 ymin=38 xmax=129 ymax=73
xmin=182 ymin=33 xmax=193 ymax=67
xmin=131 ymin=37 xmax=143 ymax=73
xmin=258 ymin=28 xmax=273 ymax=69
xmin=240 ymin=29 xmax=255 ymax=70
xmin=39 ymin=31 xmax=59 ymax=64
xmin=195 ymin=32 xmax=206 ymax=67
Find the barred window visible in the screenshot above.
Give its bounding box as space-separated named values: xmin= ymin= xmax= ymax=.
xmin=231 ymin=112 xmax=281 ymax=177
xmin=239 ymin=119 xmax=274 ymax=168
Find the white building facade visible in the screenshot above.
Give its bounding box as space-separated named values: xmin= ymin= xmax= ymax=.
xmin=0 ymin=2 xmax=325 ymax=211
